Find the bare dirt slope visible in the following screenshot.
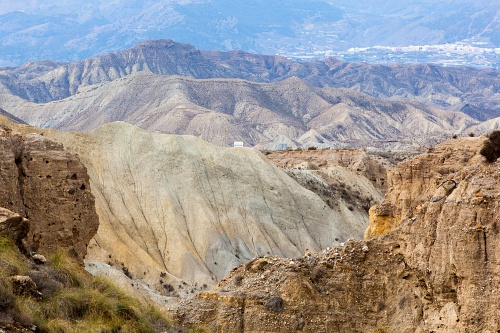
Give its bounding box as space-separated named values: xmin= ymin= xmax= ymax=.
xmin=43 ymin=122 xmax=370 ymax=295
xmin=264 ymin=148 xmax=387 ymax=222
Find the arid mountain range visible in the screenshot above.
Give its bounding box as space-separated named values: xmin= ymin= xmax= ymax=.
xmin=0 ymin=72 xmax=478 ymax=149
xmin=0 ymin=40 xmax=498 ymax=149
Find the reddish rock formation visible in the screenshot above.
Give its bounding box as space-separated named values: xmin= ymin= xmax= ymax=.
xmin=0 ymin=124 xmax=99 ymax=261
xmin=171 ymin=136 xmax=500 ymax=332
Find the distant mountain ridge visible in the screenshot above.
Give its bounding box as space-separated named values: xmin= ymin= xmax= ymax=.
xmin=0 ymin=0 xmax=498 ymax=67
xmin=0 ymin=71 xmax=479 ymax=148
xmin=1 ymin=39 xmax=499 ymax=122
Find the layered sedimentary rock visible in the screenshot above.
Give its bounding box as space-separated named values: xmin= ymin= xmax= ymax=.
xmin=0 ymin=122 xmax=99 ymax=261
xmin=172 ymin=136 xmax=500 ymax=332
xmin=365 ymin=136 xmax=483 ymax=239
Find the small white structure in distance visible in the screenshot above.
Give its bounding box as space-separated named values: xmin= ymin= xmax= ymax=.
xmin=233 ymin=141 xmax=244 ymax=147
xmin=277 ymin=143 xmax=288 ymax=150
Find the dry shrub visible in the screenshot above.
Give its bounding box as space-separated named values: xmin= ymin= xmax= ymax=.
xmin=266 ymin=296 xmax=284 ymax=312
xmin=12 ymin=298 xmax=37 ymax=327
xmin=48 ymin=252 xmax=85 ymax=287
xmin=234 ymin=275 xmax=244 ymax=286
xmin=27 ymin=270 xmax=64 ymax=298
xmin=480 ymin=130 xmax=500 ymax=163
xmin=0 ymin=237 xmax=28 ymax=277
xmin=0 ymin=237 xmax=23 ymax=311
xmin=37 ymin=276 xmax=170 ymax=332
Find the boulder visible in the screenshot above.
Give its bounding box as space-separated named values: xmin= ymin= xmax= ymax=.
xmin=0 ymin=207 xmax=28 ymax=241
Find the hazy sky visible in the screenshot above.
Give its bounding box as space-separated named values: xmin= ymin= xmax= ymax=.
xmin=0 ymin=0 xmax=164 ymax=14
xmin=0 ymin=0 xmax=493 ymax=15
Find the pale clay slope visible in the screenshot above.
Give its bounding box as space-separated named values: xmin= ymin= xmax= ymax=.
xmin=45 ymin=122 xmax=367 ymax=292
xmin=468 ymin=116 xmax=500 ymax=133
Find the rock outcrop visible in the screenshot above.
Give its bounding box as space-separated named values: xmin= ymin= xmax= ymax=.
xmin=0 ymin=123 xmax=99 ymax=261
xmin=0 ymin=208 xmax=29 ymax=241
xmin=171 ymin=136 xmax=500 ymax=332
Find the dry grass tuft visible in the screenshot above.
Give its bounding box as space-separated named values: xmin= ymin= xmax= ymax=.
xmin=0 ymin=236 xmax=172 ymax=332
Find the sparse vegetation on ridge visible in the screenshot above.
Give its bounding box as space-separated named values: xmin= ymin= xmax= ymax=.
xmin=480 ymin=130 xmax=500 ymax=163
xmin=0 ymin=236 xmax=171 ymax=333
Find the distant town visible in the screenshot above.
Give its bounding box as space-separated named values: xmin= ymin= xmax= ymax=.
xmin=281 ymin=41 xmax=500 ymax=69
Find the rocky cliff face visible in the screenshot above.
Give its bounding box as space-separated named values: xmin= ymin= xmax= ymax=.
xmin=172 ymin=136 xmax=500 ymax=332
xmin=365 ymin=136 xmax=483 ymax=239
xmin=0 ymin=122 xmax=99 ymax=261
